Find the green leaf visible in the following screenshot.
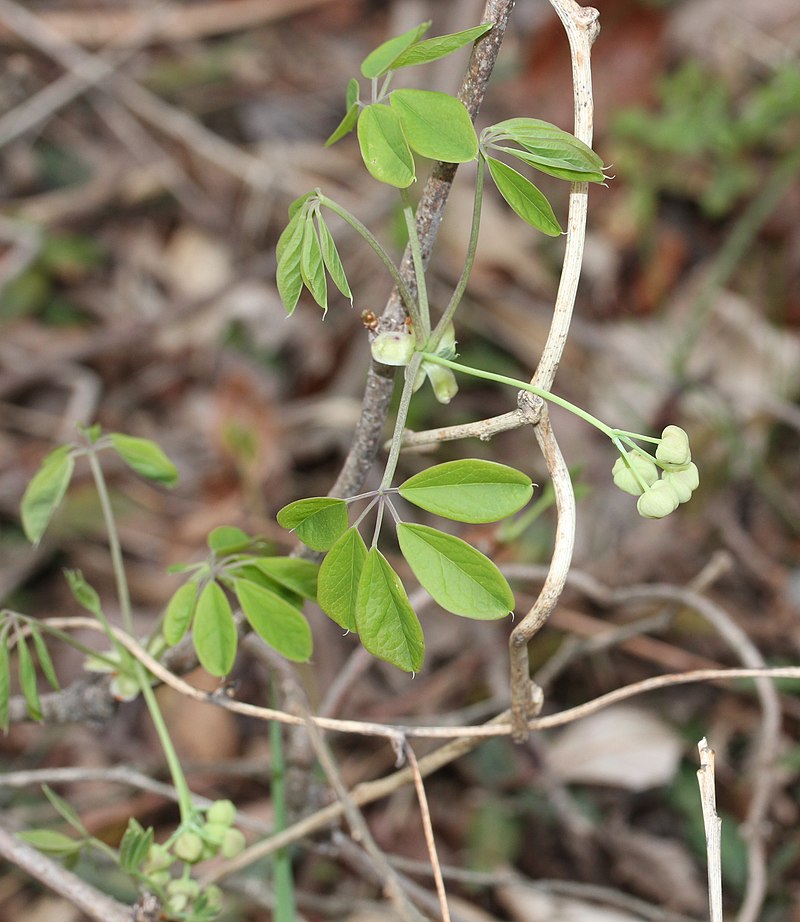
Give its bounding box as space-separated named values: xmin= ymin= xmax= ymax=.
xmin=17 ymin=636 xmax=42 ymax=721
xmin=276 ymin=497 xmax=348 ymax=552
xmin=398 ymin=459 xmax=533 ymax=523
xmin=357 ymin=104 xmax=415 ymax=188
xmin=64 ymin=569 xmax=103 ymax=617
xmin=193 ymin=581 xmax=237 ymax=677
xmin=300 ymin=214 xmax=328 ymax=313
xmin=486 ymin=156 xmax=562 ymax=236
xmin=345 ymin=77 xmax=359 ymax=110
xmin=233 ymin=578 xmax=312 ymax=662
xmin=207 ymin=525 xmax=252 ymax=555
xmin=119 ymin=818 xmax=153 ymax=872
xmin=109 ymin=434 xmax=179 ymax=487
xmin=390 ymin=23 xmax=493 ymax=69
xmin=356 ymin=549 xmax=424 ymax=672
xmin=492 ymin=144 xmax=606 ymax=183
xmin=316 ymin=213 xmax=352 ymax=303
xmin=317 ymin=527 xmax=367 ymax=632
xmin=163 ymin=581 xmax=199 ymax=646
xmin=397 ymin=523 xmax=514 ymax=620
xmin=287 ymin=191 xmax=314 ymax=221
xmin=21 ymin=445 xmax=74 ymax=545
xmin=325 ymin=101 xmax=360 ymax=147
xmin=43 ymin=785 xmax=89 ymax=836
xmin=276 ymin=213 xmax=306 ymax=316
xmin=19 ymin=829 xmax=82 ymax=856
xmin=391 ymin=89 xmax=477 ymax=163
xmin=360 ymin=21 xmax=431 ymax=78
xmin=31 ymin=628 xmax=60 ymax=690
xmin=251 ymin=557 xmax=318 ymax=600
xmin=487 ymin=118 xmax=604 ymax=168
xmin=0 ymin=636 xmax=10 ymax=734
xmin=223 ymin=563 xmax=302 ymax=608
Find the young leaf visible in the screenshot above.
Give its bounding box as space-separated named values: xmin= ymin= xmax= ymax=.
xmin=325 ymin=101 xmax=360 ymax=147
xmin=490 ymin=144 xmax=605 ymax=183
xmin=355 ymin=549 xmax=424 ymax=673
xmin=43 ymin=785 xmax=89 ymax=836
xmin=163 ymin=581 xmax=199 ymax=646
xmin=357 ymin=104 xmax=415 ymax=188
xmin=251 ymin=557 xmax=318 ymax=600
xmin=316 ymin=213 xmax=352 ymax=302
xmin=391 ymin=89 xmax=477 ymax=163
xmin=17 ymin=635 xmax=43 ymax=721
xmin=389 ymin=23 xmax=493 ymax=69
xmin=397 ymin=523 xmax=514 ymax=619
xmin=109 ymin=434 xmax=179 ymax=487
xmin=64 ymin=569 xmax=103 ymax=617
xmin=317 ymin=527 xmax=367 ymax=632
xmin=276 ymin=497 xmax=348 ymax=552
xmin=21 ymin=445 xmax=74 ymax=545
xmin=19 ymin=829 xmax=82 ymax=856
xmin=360 ymin=20 xmax=431 ymax=78
xmin=486 ymin=156 xmax=562 ymax=236
xmin=119 ymin=818 xmax=153 ymax=872
xmin=233 ymin=578 xmax=312 ymax=662
xmin=0 ymin=636 xmax=10 ymax=733
xmin=300 ymin=214 xmax=328 ymax=313
xmin=276 ymin=213 xmax=307 ymax=315
xmin=287 ymin=191 xmax=314 ymax=221
xmin=193 ymin=581 xmax=237 ymax=677
xmin=207 ymin=525 xmax=252 ymax=555
xmin=488 ymin=117 xmax=604 ymax=168
xmin=224 ymin=563 xmax=303 ymax=608
xmin=31 ymin=628 xmax=60 ymax=690
xmin=345 ymin=77 xmax=359 ymax=110
xmin=398 ymin=459 xmax=533 ymax=522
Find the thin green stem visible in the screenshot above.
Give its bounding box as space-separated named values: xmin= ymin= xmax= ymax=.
xmin=380 ymin=352 xmax=425 ymax=490
xmin=420 ymin=353 xmax=616 ymax=439
xmin=270 ymin=683 xmax=296 ymax=922
xmin=317 ymin=195 xmax=419 ymax=322
xmin=87 ymin=448 xmax=194 ymax=823
xmin=371 ymin=497 xmax=386 ymax=549
xmin=400 ymin=188 xmax=430 ymax=340
xmin=430 ymin=157 xmax=485 ymax=350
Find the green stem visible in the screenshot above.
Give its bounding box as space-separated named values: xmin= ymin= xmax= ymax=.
xmin=87 ymin=448 xmax=194 ymax=823
xmin=420 ymin=353 xmax=616 ymax=439
xmin=400 ymin=188 xmax=430 ymax=340
xmin=380 ymin=352 xmax=425 ymax=490
xmin=430 ymin=157 xmax=485 ymax=350
xmin=317 ymin=195 xmax=419 ymax=323
xmin=270 ymin=684 xmax=296 ymax=922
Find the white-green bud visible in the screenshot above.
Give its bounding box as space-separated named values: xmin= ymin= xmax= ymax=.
xmin=204 ymin=884 xmax=224 ymax=911
xmin=636 ymin=480 xmax=681 ymax=518
xmin=167 ymin=878 xmax=200 ymax=898
xmin=662 ymin=462 xmax=699 ymax=503
xmin=143 ymin=843 xmax=174 ymax=873
xmin=413 ymin=361 xmax=458 ymax=404
xmin=655 ymin=425 xmax=691 ymax=468
xmin=110 ymin=674 xmax=140 ymax=702
xmin=165 ymin=893 xmax=189 ymax=915
xmin=173 ymin=831 xmax=204 ymax=864
xmin=201 ymin=822 xmax=228 ymax=846
xmin=612 ymin=452 xmax=658 ymax=496
xmin=370 ymin=330 xmax=415 ymax=367
xmin=206 ymin=799 xmax=237 ymax=827
xmin=221 ymin=828 xmax=247 ymax=859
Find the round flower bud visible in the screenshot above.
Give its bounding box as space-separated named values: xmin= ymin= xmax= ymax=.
xmin=201 ymin=822 xmax=228 ymax=846
xmin=167 ymin=878 xmax=200 ymax=899
xmin=110 ymin=674 xmax=140 ymax=702
xmin=173 ymin=831 xmax=204 ymax=864
xmin=165 ymin=893 xmax=189 ymax=915
xmin=206 ymin=799 xmax=237 ymax=827
xmin=662 ymin=462 xmax=699 ymax=503
xmin=221 ymin=828 xmax=246 ymax=859
xmin=370 ymin=330 xmax=415 ymax=367
xmin=204 ymin=885 xmax=224 ymax=911
xmin=636 ymin=480 xmax=681 ymax=519
xmin=655 ymin=425 xmax=691 ymax=468
xmin=143 ymin=843 xmax=174 ymax=873
xmin=413 ymin=361 xmax=458 ymax=404
xmin=147 ymin=870 xmax=171 ymax=890
xmin=612 ymin=452 xmax=658 ymax=496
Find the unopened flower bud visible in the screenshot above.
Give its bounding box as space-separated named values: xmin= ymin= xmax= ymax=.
xmin=221 ymin=828 xmax=246 ymax=859
xmin=662 ymin=462 xmax=699 ymax=503
xmin=173 ymin=831 xmax=204 ymax=864
xmin=612 ymin=452 xmax=658 ymax=496
xmin=206 ymin=799 xmax=236 ymax=827
xmin=370 ymin=330 xmax=415 ymax=366
xmin=636 ymin=480 xmax=681 ymax=519
xmin=655 ymin=425 xmax=691 ymax=468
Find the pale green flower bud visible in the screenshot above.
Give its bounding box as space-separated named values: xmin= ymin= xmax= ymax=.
xmin=166 ymin=893 xmax=189 ymax=915
xmin=148 ymin=870 xmax=171 ymax=890
xmin=173 ymin=831 xmax=204 ymax=864
xmin=434 ymin=323 xmax=457 ymax=358
xmin=636 ymin=480 xmax=681 ymax=518
xmin=612 ymin=452 xmax=658 ymax=496
xmin=206 ymin=799 xmax=236 ymax=827
xmin=110 ymin=674 xmax=140 ymax=702
xmin=167 ymin=878 xmax=200 ymax=898
xmin=221 ymin=828 xmax=246 ymax=859
xmin=143 ymin=843 xmax=174 ymax=873
xmin=204 ymin=884 xmax=224 ymax=910
xmin=201 ymin=822 xmax=228 ymax=846
xmin=415 ymin=362 xmax=458 ymax=404
xmin=662 ymin=461 xmax=699 ymax=503
xmin=370 ymin=330 xmax=415 ymax=366
xmin=655 ymin=425 xmax=691 ymax=468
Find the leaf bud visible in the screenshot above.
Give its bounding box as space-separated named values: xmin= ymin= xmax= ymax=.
xmin=655 ymin=425 xmax=691 ymax=468
xmin=611 ymin=451 xmax=658 ymax=496
xmin=636 ymin=480 xmax=681 ymax=519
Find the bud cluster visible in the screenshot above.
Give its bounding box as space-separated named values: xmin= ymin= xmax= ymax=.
xmin=612 ymin=426 xmax=699 ymax=519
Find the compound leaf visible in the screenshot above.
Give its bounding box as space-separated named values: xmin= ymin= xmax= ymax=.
xmin=357 ymin=104 xmax=415 ymax=188
xmin=390 ymin=23 xmax=493 ymax=69
xmin=233 ymin=578 xmax=312 ymax=662
xmin=109 ymin=434 xmax=178 ymax=487
xmin=486 ymin=156 xmax=562 ymax=236
xmin=193 ymin=581 xmax=236 ymax=677
xmin=356 ymin=549 xmax=424 ymax=673
xmin=360 ymin=21 xmax=431 ymax=78
xmin=317 ymin=527 xmax=367 ymax=632
xmin=207 ymin=525 xmax=252 ymax=555
xmin=398 ymin=459 xmax=533 ymax=522
xmin=397 ymin=523 xmax=514 ymax=620
xmin=391 ymin=89 xmax=477 ymax=163
xmin=276 ymin=497 xmax=348 ymax=552
xmin=491 ymin=144 xmax=605 ymax=183
xmin=21 ymin=445 xmax=74 ymax=545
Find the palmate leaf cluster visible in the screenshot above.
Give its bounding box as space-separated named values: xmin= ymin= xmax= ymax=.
xmin=278 ymin=460 xmax=534 ymax=673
